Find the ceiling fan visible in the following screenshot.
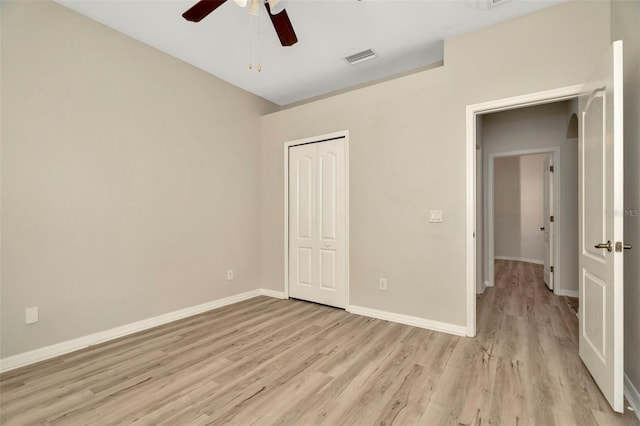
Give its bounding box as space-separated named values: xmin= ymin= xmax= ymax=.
xmin=182 ymin=0 xmax=298 ymax=47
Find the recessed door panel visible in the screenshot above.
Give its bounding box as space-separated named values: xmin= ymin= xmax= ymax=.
xmin=319 ymin=152 xmax=337 ymax=241
xmin=297 ymin=248 xmax=312 ymax=286
xmin=583 ymin=270 xmax=606 ymax=361
xmin=320 ymin=249 xmax=336 ymax=290
xmin=582 ymin=94 xmax=606 ymax=260
xmin=297 ymin=156 xmax=313 ymax=239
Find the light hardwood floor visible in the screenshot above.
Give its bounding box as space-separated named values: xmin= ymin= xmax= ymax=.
xmin=1 ymin=260 xmax=638 ymax=425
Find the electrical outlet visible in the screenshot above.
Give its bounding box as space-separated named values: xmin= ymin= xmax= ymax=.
xmin=429 ymin=209 xmax=443 ymax=223
xmin=227 ymin=270 xmax=234 ymax=281
xmin=25 ymin=307 xmax=38 ymax=325
xmin=379 ymin=278 xmax=387 ymax=291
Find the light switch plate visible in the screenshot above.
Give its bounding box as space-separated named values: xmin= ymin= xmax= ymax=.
xmin=429 ymin=210 xmax=443 ymax=223
xmin=26 ymin=307 xmax=38 ymax=325
xmin=379 ymin=278 xmax=387 ymax=291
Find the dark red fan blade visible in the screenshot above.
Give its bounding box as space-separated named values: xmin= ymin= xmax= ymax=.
xmin=264 ymin=3 xmax=298 ymax=47
xmin=182 ymin=0 xmax=227 ymax=22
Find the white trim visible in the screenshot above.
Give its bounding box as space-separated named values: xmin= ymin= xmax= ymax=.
xmin=487 ymin=147 xmax=561 ymax=290
xmin=1 ymin=288 xmax=474 ymax=374
xmin=466 ymin=106 xmax=477 ymax=336
xmin=625 ymin=374 xmax=640 ymax=421
xmin=612 ymin=40 xmax=625 ymax=413
xmin=466 ymin=84 xmax=582 ymax=338
xmin=0 ymin=289 xmax=277 ymax=373
xmin=554 ymin=289 xmax=579 ymax=298
xmin=484 ymin=280 xmax=492 ymax=288
xmin=259 ymin=289 xmax=287 ymax=299
xmin=283 ymin=130 xmax=350 ymax=309
xmin=347 ymin=305 xmax=466 ymax=337
xmin=494 ymin=255 xmax=544 ymax=265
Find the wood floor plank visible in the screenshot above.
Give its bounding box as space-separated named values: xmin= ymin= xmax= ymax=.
xmin=1 ymin=263 xmax=638 ymax=426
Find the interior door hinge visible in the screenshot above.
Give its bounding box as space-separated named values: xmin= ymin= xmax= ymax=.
xmin=550 ymin=266 xmax=554 ymax=273
xmin=550 ymin=165 xmax=554 ymax=172
xmin=550 ymin=215 xmax=554 ymax=222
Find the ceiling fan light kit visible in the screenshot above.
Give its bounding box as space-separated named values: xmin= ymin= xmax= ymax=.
xmin=247 ymin=0 xmax=260 ymax=16
xmin=267 ymin=0 xmax=285 ymax=15
xmin=182 ymin=0 xmax=297 ymax=47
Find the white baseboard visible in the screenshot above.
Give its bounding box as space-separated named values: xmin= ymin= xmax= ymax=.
xmin=259 ymin=289 xmax=287 ymax=299
xmin=476 ymin=283 xmax=486 ymax=295
xmin=554 ymin=289 xmax=579 ymax=298
xmin=1 ymin=289 xmax=466 ymax=373
xmin=347 ymin=305 xmax=467 ymax=337
xmin=494 ymin=256 xmax=544 ymax=265
xmin=625 ymin=373 xmax=640 ymax=421
xmin=477 ymin=280 xmax=493 ymax=294
xmin=477 ymin=280 xmax=489 ymax=294
xmin=0 ymin=289 xmax=270 ymax=373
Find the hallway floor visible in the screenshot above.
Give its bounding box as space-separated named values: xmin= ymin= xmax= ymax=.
xmin=477 ymin=259 xmax=637 ymax=425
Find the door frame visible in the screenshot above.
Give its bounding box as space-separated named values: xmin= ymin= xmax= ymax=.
xmin=466 ymin=85 xmax=582 ymax=337
xmin=486 ymin=147 xmax=561 ymax=291
xmin=283 ymin=130 xmax=350 ymax=307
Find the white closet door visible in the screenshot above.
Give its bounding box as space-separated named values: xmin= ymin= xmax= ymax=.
xmin=289 ymin=139 xmax=346 ymax=308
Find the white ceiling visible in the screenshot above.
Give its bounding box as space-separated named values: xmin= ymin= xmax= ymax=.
xmin=54 ymin=0 xmax=565 ymax=105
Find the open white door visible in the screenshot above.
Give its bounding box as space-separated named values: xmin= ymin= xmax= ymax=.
xmin=578 ymin=41 xmax=624 ymax=412
xmin=543 ymin=156 xmax=554 ymax=290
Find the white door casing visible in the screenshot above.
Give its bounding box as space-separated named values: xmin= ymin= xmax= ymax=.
xmin=288 ymin=138 xmax=346 ymax=308
xmin=578 ymin=41 xmax=624 ymax=413
xmin=467 ymin=86 xmax=583 ymax=337
xmin=543 ymin=156 xmax=554 ymax=290
xmin=487 ymin=148 xmax=560 ymax=289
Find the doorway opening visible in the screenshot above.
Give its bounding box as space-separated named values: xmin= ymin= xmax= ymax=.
xmin=465 ymin=85 xmax=581 ymax=337
xmin=476 ymin=99 xmax=580 ymax=316
xmin=484 ymin=147 xmax=564 ymax=297
xmin=488 ymin=151 xmax=558 ymax=290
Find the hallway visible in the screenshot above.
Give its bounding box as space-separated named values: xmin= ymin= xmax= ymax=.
xmin=475 ymin=260 xmax=636 ymax=425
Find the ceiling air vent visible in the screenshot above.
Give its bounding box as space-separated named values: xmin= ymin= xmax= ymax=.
xmin=465 ymin=0 xmax=510 ymax=10
xmin=345 ymin=49 xmax=377 ymax=66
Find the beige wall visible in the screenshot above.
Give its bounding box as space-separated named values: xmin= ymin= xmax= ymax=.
xmin=611 ymin=0 xmax=640 ymax=400
xmin=260 ymin=1 xmax=610 ymax=326
xmin=0 ymin=0 xmax=277 ymax=358
xmin=493 ymin=154 xmax=548 ymax=263
xmin=2 ymin=0 xmax=630 ymax=387
xmin=493 ymin=157 xmax=521 ymax=259
xmin=482 ymin=102 xmax=578 ymax=294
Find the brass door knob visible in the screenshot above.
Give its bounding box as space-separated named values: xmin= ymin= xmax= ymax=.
xmin=594 ymin=241 xmax=613 ymax=252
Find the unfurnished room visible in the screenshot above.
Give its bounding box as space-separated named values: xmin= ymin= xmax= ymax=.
xmin=1 ymin=0 xmax=640 ymax=424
